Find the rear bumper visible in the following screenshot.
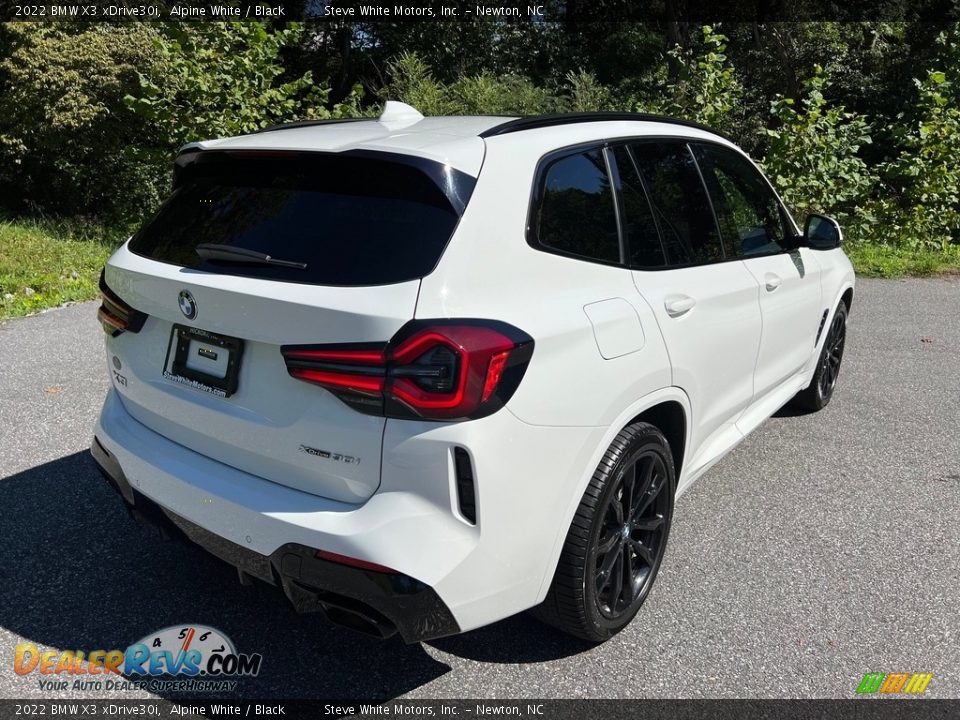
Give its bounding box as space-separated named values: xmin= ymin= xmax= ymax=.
xmin=95 ymin=387 xmax=605 ymax=635
xmin=91 ymin=435 xmax=459 ymax=643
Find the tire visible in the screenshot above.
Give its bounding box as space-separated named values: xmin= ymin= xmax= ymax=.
xmin=791 ymin=301 xmax=848 ymax=413
xmin=532 ymin=422 xmax=675 ymax=642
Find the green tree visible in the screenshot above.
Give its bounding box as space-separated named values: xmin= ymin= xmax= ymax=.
xmin=379 ymin=52 xmax=455 ymax=115
xmin=641 ymin=26 xmax=747 ymax=140
xmin=447 ymin=73 xmax=556 ymax=115
xmin=874 ymin=68 xmax=960 ymax=251
xmin=762 ymin=67 xmax=875 ymax=238
xmin=381 ymin=52 xmax=556 ymax=115
xmin=125 ymin=22 xmax=355 ymax=154
xmin=565 ymin=70 xmax=616 ymax=112
xmin=0 ymin=23 xmax=166 ymax=223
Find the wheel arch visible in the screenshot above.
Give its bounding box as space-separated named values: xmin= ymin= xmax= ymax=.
xmin=841 ymin=286 xmax=854 ymax=314
xmin=805 ymin=279 xmax=855 ymax=383
xmin=534 ymin=387 xmax=691 ymax=605
xmin=625 ymin=401 xmax=687 ymax=481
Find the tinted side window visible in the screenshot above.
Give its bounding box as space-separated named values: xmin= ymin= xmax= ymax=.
xmin=694 ymin=144 xmax=788 ymax=257
xmin=629 ymin=142 xmax=724 ymax=266
xmin=610 ymin=146 xmax=666 ymax=268
xmin=532 ymin=148 xmax=620 ymax=263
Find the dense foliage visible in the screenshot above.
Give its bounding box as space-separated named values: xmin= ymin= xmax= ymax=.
xmin=125 ymin=24 xmax=364 ymax=152
xmin=762 ymin=67 xmax=876 ymax=241
xmin=1 ymin=20 xmax=959 ymax=256
xmin=0 ymin=24 xmax=165 ymax=223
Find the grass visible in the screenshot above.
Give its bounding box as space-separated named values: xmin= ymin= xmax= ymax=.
xmin=0 ymin=218 xmax=122 ymax=321
xmin=845 ymin=243 xmax=960 ymax=278
xmin=1 ymin=216 xmax=958 ymax=321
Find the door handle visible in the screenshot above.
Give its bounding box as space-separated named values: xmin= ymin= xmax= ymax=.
xmin=664 ymin=294 xmax=696 ymax=318
xmin=764 ymin=273 xmax=782 ymax=292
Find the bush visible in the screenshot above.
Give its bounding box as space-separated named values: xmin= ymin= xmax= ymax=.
xmin=640 ymin=26 xmax=747 ymax=140
xmin=0 ymin=22 xmax=356 ymax=225
xmin=447 ymin=73 xmax=557 ymax=115
xmin=380 ymin=52 xmax=455 ymax=115
xmin=872 ymin=69 xmax=960 ymax=251
xmin=564 ymin=70 xmax=615 ymax=112
xmin=762 ymin=67 xmax=876 ymax=239
xmin=382 ymin=52 xmax=557 ymax=115
xmin=125 ymin=23 xmax=353 ymax=154
xmin=0 ymin=23 xmax=166 ymax=224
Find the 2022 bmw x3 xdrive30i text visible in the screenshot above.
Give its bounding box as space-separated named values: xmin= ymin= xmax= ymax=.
xmin=91 ymin=103 xmax=854 ymax=643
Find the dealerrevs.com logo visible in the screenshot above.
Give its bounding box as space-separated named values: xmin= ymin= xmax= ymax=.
xmin=14 ymin=625 xmax=262 ymax=693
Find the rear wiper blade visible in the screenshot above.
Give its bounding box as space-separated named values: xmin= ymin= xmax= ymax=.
xmin=195 ymin=243 xmax=308 ymax=270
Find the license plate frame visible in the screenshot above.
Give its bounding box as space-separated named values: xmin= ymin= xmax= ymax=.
xmin=167 ymin=324 xmax=244 ymax=398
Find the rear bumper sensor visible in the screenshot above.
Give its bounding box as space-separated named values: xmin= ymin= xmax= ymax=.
xmin=90 ymin=437 xmax=460 ymax=644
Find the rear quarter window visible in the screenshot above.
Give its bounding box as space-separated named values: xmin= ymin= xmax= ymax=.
xmin=129 ymin=152 xmax=474 ymax=287
xmin=529 ymin=147 xmax=621 ymax=264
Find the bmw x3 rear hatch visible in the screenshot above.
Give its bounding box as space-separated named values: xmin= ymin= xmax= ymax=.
xmin=101 ymin=150 xmax=476 ymax=504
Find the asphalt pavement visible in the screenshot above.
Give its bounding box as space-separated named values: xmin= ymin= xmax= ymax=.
xmin=0 ymin=278 xmax=958 ymax=700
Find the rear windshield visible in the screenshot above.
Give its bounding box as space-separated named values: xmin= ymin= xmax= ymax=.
xmin=129 ymin=152 xmax=472 ymax=286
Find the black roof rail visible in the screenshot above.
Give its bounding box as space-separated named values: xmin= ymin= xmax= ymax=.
xmin=478 ymin=112 xmax=732 ymax=142
xmin=254 ymin=117 xmax=374 ymax=134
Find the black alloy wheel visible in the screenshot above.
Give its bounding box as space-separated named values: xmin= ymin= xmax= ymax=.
xmin=791 ymin=300 xmax=848 ymax=412
xmin=594 ymin=450 xmax=670 ymax=619
xmin=533 ymin=422 xmax=675 ymax=642
xmin=818 ymin=308 xmax=847 ymax=401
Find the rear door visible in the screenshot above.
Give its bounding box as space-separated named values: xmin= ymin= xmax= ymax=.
xmin=619 ymin=141 xmax=762 ymax=472
xmin=103 ymin=151 xmax=474 ymax=504
xmin=692 ymin=143 xmax=822 ymax=400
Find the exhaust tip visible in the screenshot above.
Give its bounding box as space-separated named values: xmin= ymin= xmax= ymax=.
xmin=323 ymin=604 xmax=397 ymax=640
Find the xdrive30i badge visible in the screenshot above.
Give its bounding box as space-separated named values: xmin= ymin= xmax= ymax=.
xmin=178 ymin=290 xmax=197 ymax=320
xmin=299 ymin=445 xmax=360 ymax=465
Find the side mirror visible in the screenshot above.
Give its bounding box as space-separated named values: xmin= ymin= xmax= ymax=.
xmin=803 ymin=214 xmax=843 ymax=250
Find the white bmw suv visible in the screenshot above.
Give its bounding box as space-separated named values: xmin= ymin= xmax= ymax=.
xmin=92 ymin=103 xmax=854 ymax=643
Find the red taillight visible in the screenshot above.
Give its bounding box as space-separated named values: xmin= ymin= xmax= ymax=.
xmin=315 ymin=549 xmax=397 ymax=574
xmin=289 ymin=369 xmax=384 ymax=395
xmin=98 ymin=270 xmax=147 ymax=337
xmin=389 ymin=326 xmax=515 ymax=419
xmin=281 ymin=321 xmax=534 ymax=421
xmin=282 ymin=346 xmax=386 ymax=397
xmin=482 ymin=350 xmax=511 ymax=403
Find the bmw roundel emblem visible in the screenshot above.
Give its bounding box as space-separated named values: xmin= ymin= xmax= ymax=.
xmin=178 ymin=290 xmax=197 ymax=320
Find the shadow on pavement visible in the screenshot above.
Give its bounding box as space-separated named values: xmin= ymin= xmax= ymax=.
xmin=0 ymin=451 xmax=590 ymax=700
xmin=0 ymin=451 xmax=444 ymax=699
xmin=771 ymin=403 xmax=811 ymax=419
xmin=428 ymin=615 xmax=594 ymax=664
